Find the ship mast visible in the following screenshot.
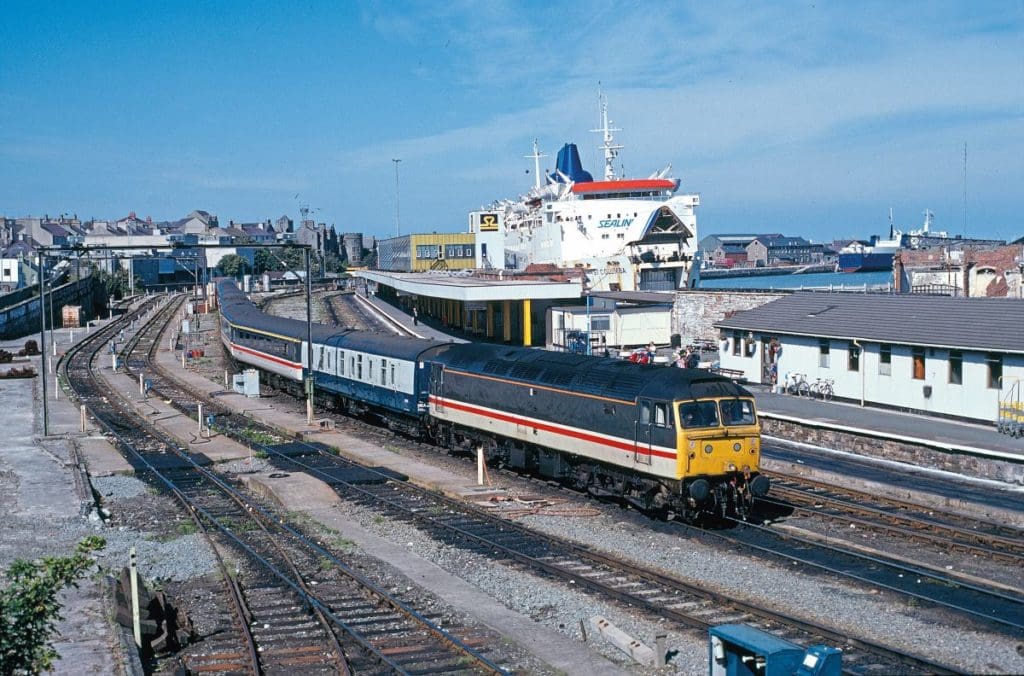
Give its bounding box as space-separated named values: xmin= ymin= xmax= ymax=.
xmin=591 ymin=86 xmax=622 ymax=181
xmin=526 ymin=138 xmax=546 ymax=190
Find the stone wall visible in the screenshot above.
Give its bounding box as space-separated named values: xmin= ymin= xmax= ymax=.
xmin=0 ymin=277 xmax=103 ymax=339
xmin=671 ymin=290 xmax=785 ymax=346
xmin=761 ymin=417 xmax=1024 ymax=485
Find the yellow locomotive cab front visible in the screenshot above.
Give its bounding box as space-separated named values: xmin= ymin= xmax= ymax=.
xmin=674 ymin=397 xmax=769 ymax=517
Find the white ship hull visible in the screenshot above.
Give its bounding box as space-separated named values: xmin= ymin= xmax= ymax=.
xmin=476 ymin=94 xmax=700 ymax=292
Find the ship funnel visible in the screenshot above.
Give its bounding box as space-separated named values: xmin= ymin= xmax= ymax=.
xmin=550 ymin=143 xmax=593 ymax=184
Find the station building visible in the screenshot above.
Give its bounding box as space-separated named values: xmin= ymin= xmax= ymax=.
xmin=714 ymin=292 xmax=1024 ymax=423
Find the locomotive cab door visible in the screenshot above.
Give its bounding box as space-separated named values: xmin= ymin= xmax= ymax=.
xmin=429 ymin=363 xmax=445 ymax=412
xmin=634 ymin=399 xmax=653 ymax=465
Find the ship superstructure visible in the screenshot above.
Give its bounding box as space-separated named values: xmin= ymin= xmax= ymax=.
xmin=474 ymin=94 xmax=700 ymax=292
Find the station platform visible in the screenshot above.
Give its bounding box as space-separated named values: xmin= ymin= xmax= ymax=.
xmin=362 ymin=290 xmax=1024 ymax=466
xmin=753 ymin=387 xmax=1024 ymax=459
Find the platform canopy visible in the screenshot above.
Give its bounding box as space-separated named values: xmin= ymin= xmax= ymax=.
xmin=354 ymin=270 xmax=584 ymax=303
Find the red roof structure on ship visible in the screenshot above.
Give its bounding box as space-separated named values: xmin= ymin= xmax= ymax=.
xmin=570 ymin=178 xmax=678 ymax=194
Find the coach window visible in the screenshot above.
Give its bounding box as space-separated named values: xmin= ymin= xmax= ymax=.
xmin=338 ymin=351 xmax=345 ymax=376
xmin=380 ymin=359 xmax=387 ymax=384
xmin=949 ymin=350 xmax=963 ymax=385
xmin=986 ymin=353 xmax=1002 ymax=389
xmin=912 ymin=346 xmax=925 ymax=380
xmin=818 ymin=338 xmax=830 ymax=368
xmin=879 ymin=344 xmax=892 ymax=375
xmin=390 ymin=363 xmax=396 ymax=386
xmin=356 ymin=354 xmax=363 ymax=380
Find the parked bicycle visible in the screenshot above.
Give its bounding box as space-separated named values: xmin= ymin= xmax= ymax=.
xmin=809 ymin=377 xmax=835 ymax=401
xmin=785 ymin=372 xmax=811 ymax=397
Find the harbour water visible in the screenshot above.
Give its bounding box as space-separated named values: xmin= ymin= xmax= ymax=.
xmin=697 ymin=269 xmax=894 ymax=291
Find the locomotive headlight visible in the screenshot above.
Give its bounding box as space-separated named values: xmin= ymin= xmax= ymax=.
xmin=704 ymin=444 xmax=713 ymax=454
xmin=733 ymin=443 xmax=742 ymax=452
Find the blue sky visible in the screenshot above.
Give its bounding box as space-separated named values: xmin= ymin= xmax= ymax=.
xmin=1 ymin=1 xmax=1021 ymax=243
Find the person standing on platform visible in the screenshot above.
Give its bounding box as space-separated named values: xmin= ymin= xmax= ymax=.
xmin=412 ymin=306 xmax=419 ymax=325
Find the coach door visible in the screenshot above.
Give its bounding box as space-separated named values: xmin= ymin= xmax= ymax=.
xmin=429 ymin=363 xmax=445 ymax=412
xmin=634 ymin=399 xmax=653 ymax=465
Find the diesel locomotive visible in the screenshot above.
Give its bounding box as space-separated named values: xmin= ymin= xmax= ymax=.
xmin=215 ymin=279 xmax=769 ymax=520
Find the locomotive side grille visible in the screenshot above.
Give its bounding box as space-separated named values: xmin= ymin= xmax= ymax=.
xmin=537 ymin=368 xmax=575 ymax=388
xmin=509 ymin=364 xmax=542 ymax=381
xmin=483 ymin=359 xmax=513 ymax=376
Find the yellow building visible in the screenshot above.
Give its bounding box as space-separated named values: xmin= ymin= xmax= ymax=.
xmin=376 ymin=233 xmax=478 ymax=272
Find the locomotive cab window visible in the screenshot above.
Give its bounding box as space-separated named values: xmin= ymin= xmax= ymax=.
xmin=654 ymin=402 xmax=671 ymax=427
xmin=639 ymin=400 xmax=651 ymax=424
xmin=678 ymin=401 xmax=720 ymax=428
xmin=720 ymin=399 xmax=755 ymax=426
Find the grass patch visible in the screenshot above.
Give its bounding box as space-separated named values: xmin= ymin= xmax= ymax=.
xmin=176 ymin=520 xmax=198 ymax=536
xmin=237 ymin=426 xmax=281 ymax=447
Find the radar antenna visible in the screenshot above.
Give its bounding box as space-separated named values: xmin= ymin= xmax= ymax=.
xmin=590 ymin=84 xmax=622 ymax=181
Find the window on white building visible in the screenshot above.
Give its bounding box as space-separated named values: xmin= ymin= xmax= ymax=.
xmin=949 ymin=350 xmax=963 ymax=385
xmin=879 ymin=344 xmax=892 ymax=376
xmin=590 ymin=315 xmax=610 ymax=332
xmin=848 ymin=343 xmax=860 ymax=371
xmin=986 ymin=353 xmax=1003 ymax=389
xmin=912 ymin=347 xmax=925 ymax=380
xmin=818 ymin=339 xmax=830 ymax=368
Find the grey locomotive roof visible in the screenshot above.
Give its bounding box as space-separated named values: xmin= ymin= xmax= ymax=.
xmin=430 ymin=343 xmax=749 ymax=402
xmin=715 ymin=292 xmax=1024 ymax=354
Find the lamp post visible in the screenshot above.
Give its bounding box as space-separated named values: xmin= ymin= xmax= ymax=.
xmin=392 ymin=158 xmax=402 ymax=236
xmin=305 ymin=246 xmax=314 ymax=425
xmin=38 ymin=249 xmax=49 ymax=436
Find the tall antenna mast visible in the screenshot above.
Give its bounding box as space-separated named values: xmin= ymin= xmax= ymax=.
xmin=590 ymin=84 xmax=622 ymax=181
xmin=962 ymin=142 xmax=968 ymax=236
xmin=526 ymin=139 xmax=546 ymax=190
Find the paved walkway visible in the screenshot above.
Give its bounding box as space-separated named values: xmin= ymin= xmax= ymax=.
xmin=1 ymin=317 xmax=128 ymax=676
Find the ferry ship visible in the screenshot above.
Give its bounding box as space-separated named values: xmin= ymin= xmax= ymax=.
xmin=469 ymin=94 xmax=700 ymax=292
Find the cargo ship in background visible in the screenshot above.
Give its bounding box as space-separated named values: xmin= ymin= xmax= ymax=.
xmin=837 ymin=209 xmax=944 ymax=272
xmin=469 ymin=92 xmax=700 ymax=292
xmin=836 ymin=235 xmax=901 ymax=272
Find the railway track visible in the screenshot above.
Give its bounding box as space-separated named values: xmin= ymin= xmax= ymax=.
xmin=763 ymin=475 xmax=1024 ymax=564
xmin=124 ymin=302 xmax=962 ymax=675
xmin=63 ymin=294 xmax=507 ymax=675
xmin=681 ymin=515 xmax=1024 ymax=633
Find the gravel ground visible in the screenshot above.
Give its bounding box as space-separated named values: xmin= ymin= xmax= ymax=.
xmin=325 ymin=495 xmax=700 ymax=674
xmin=186 ymin=301 xmax=1024 ymax=673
